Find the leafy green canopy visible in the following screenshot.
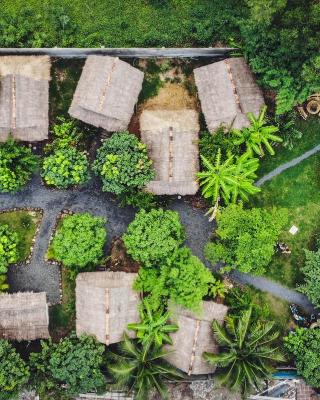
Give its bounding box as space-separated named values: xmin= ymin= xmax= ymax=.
xmin=51 ymin=213 xmax=107 ymax=272
xmin=299 ymin=238 xmax=320 ymax=308
xmin=123 ymin=209 xmax=185 ymax=267
xmin=93 ymin=132 xmax=155 ymax=195
xmin=284 ymin=328 xmax=320 ymax=388
xmin=204 ymin=307 xmax=285 ymax=395
xmin=0 ymin=138 xmax=38 ymax=193
xmin=205 ymin=204 xmax=288 ymax=274
xmin=0 ymin=224 xmax=19 ymax=274
xmin=29 ymin=334 xmax=106 ymax=396
xmin=0 ymin=339 xmax=30 ymax=400
xmin=135 ymin=247 xmax=215 ymax=312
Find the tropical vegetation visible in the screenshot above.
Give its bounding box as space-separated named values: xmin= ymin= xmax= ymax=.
xmin=0 ymin=223 xmax=19 ymax=274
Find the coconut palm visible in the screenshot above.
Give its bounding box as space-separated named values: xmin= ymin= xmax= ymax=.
xmin=197 ymin=149 xmax=260 ymax=212
xmin=108 ymin=333 xmax=182 ymax=400
xmin=232 ymin=106 xmax=282 ymax=157
xmin=203 ymin=307 xmax=285 ymax=396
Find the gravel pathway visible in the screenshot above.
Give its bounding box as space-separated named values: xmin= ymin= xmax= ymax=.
xmin=255 ymin=143 xmax=320 ymax=187
xmin=0 ymin=175 xmax=314 ymax=311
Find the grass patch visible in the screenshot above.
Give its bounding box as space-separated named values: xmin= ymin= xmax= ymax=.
xmin=0 ymin=210 xmax=41 ymax=262
xmin=251 ymin=153 xmax=320 ymax=288
xmin=257 ymin=118 xmax=320 ymax=178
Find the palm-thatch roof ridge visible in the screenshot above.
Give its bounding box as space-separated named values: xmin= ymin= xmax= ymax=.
xmin=140 ymin=109 xmax=199 ymax=195
xmin=0 ymin=56 xmax=51 ymax=142
xmin=164 ymin=301 xmax=228 ymax=375
xmin=69 ymin=56 xmax=144 ymax=132
xmin=76 ymin=271 xmax=140 ymax=346
xmin=0 ymin=291 xmax=49 ymax=341
xmin=194 ymin=57 xmax=265 ymax=132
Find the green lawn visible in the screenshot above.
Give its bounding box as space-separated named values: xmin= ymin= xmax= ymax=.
xmin=251 ymin=153 xmax=320 ymax=288
xmin=0 ymin=210 xmax=42 ymax=262
xmin=257 ymin=118 xmax=320 ymax=178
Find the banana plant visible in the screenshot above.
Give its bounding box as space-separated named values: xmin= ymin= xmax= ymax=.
xmin=127 ymin=299 xmax=178 ymax=347
xmin=232 ymin=106 xmax=283 ymax=157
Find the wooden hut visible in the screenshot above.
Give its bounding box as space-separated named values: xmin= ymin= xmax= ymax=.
xmin=76 ymin=271 xmax=140 ymax=345
xmin=140 ymin=109 xmax=199 ymax=195
xmin=69 ymin=56 xmax=144 ymax=132
xmin=0 ymin=56 xmax=51 ymax=142
xmin=0 ymin=292 xmax=49 ymax=341
xmin=164 ymin=301 xmax=228 ymax=375
xmin=194 ymin=57 xmax=265 ymax=132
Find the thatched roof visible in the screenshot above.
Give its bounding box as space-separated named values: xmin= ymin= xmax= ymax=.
xmin=76 ymin=271 xmax=140 ymax=345
xmin=164 ymin=301 xmax=228 ymax=375
xmin=69 ymin=56 xmax=144 ymax=132
xmin=0 ymin=56 xmax=50 ymax=142
xmin=0 ymin=292 xmax=49 ymax=341
xmin=76 ymin=392 xmax=133 ymax=400
xmin=194 ymin=57 xmax=265 ymax=132
xmin=140 ymin=110 xmax=199 ymax=195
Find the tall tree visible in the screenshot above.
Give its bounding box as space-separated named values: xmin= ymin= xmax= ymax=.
xmin=204 ymin=307 xmax=285 ymax=395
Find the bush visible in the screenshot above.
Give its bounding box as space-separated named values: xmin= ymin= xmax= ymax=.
xmin=284 ymin=328 xmax=320 ymax=388
xmin=134 ymin=247 xmax=214 ymax=311
xmin=205 ymin=204 xmax=288 ymax=274
xmin=299 ymin=238 xmax=320 ymax=308
xmin=51 ymin=213 xmax=107 ymax=272
xmin=41 ymin=147 xmax=89 ymax=189
xmin=123 ymin=209 xmax=185 ymax=267
xmin=0 ymin=339 xmax=30 ymax=400
xmin=93 ymin=132 xmax=155 ymax=195
xmin=0 ymin=138 xmax=38 ymax=193
xmin=44 ymin=118 xmax=84 ymax=153
xmin=29 ymin=334 xmax=106 ymax=396
xmin=0 ymin=224 xmax=19 ymax=274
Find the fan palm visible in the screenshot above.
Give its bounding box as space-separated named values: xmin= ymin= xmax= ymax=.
xmin=232 ymin=106 xmax=282 ymax=157
xmin=203 ymin=307 xmax=285 ymax=396
xmin=197 ymin=149 xmax=260 ymax=209
xmin=108 ymin=333 xmax=182 ymax=400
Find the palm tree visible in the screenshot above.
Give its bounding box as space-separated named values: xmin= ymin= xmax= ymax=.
xmin=197 ymin=149 xmax=260 ymax=215
xmin=232 ymin=106 xmax=282 ymax=157
xmin=108 ymin=333 xmax=182 ymax=400
xmin=203 ymin=307 xmax=285 ymax=396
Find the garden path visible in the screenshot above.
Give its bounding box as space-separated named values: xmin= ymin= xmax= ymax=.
xmin=0 ymin=175 xmax=314 ymax=311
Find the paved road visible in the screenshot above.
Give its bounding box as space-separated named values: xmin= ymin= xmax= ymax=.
xmin=0 ymin=175 xmax=314 ymax=311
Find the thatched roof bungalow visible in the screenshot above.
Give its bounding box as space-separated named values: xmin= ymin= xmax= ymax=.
xmin=140 ymin=110 xmax=199 ymax=195
xmin=0 ymin=56 xmax=50 ymax=142
xmin=69 ymin=56 xmax=144 ymax=132
xmin=76 ymin=271 xmax=140 ymax=345
xmin=164 ymin=301 xmax=228 ymax=375
xmin=0 ymin=292 xmax=49 ymax=341
xmin=194 ymin=57 xmax=265 ymax=132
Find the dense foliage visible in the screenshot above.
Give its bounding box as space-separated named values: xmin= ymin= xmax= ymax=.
xmin=93 ymin=132 xmax=155 ymax=195
xmin=299 ymin=238 xmax=320 ymax=308
xmin=29 ymin=334 xmax=106 ymax=396
xmin=51 ymin=213 xmax=107 ymax=272
xmin=284 ymin=328 xmax=320 ymax=388
xmin=135 ymin=247 xmax=215 ymax=311
xmin=0 ymin=224 xmax=19 ymax=274
xmin=204 ymin=307 xmax=285 ymax=395
xmin=0 ymin=138 xmax=38 ymax=193
xmin=0 ymin=340 xmax=30 ymax=400
xmin=108 ymin=333 xmax=181 ymax=400
xmin=205 ymin=204 xmax=288 ymax=274
xmin=123 ymin=209 xmax=185 ymax=267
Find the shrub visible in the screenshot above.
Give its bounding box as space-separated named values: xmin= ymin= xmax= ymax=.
xmin=284 ymin=328 xmax=320 ymax=388
xmin=29 ymin=334 xmax=106 ymax=396
xmin=41 ymin=147 xmax=89 ymax=189
xmin=0 ymin=339 xmax=30 ymax=400
xmin=134 ymin=247 xmax=215 ymax=311
xmin=50 ymin=213 xmax=107 ymax=272
xmin=118 ymin=190 xmax=157 ymax=210
xmin=123 ymin=209 xmax=185 ymax=267
xmin=205 ymin=204 xmax=288 ymax=274
xmin=44 ymin=118 xmax=83 ymax=153
xmin=0 ymin=138 xmax=38 ymax=193
xmin=93 ymin=132 xmax=155 ymax=195
xmin=0 ymin=224 xmax=19 ymax=274
xmin=299 ymin=238 xmax=320 ymax=308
